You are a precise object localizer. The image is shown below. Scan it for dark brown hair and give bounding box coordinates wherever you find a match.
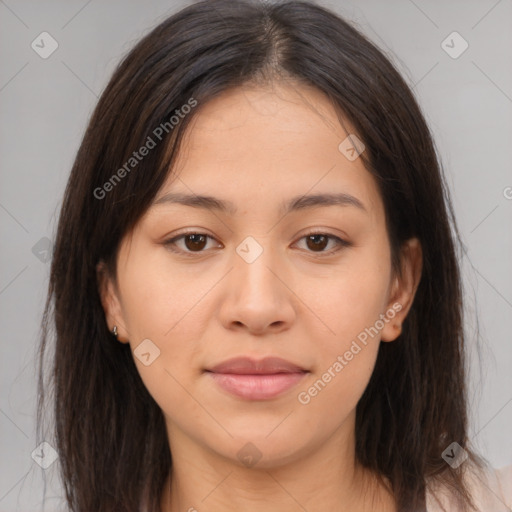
[37,0,487,510]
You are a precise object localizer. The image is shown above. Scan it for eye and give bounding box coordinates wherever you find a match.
[294,231,351,255]
[164,232,221,254]
[163,230,351,256]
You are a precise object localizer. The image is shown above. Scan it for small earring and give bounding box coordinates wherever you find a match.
[112,326,118,338]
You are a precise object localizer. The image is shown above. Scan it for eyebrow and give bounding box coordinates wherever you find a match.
[152,191,367,216]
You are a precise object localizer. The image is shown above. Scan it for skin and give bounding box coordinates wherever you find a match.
[98,80,422,512]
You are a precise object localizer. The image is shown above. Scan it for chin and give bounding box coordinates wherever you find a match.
[207,430,314,470]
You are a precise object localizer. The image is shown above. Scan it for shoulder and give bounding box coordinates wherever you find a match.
[494,465,512,507]
[426,461,512,512]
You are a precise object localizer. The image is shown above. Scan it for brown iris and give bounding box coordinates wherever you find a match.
[305,234,329,252]
[183,234,208,251]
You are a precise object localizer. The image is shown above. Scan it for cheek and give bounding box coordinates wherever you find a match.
[298,240,390,404]
[295,345,378,440]
[309,244,391,349]
[116,246,214,395]
[297,274,386,419]
[118,248,208,343]
[121,268,205,426]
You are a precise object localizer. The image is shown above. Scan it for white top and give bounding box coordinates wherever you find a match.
[426,464,512,511]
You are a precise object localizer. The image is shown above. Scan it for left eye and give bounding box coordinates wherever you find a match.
[295,233,350,254]
[163,232,350,255]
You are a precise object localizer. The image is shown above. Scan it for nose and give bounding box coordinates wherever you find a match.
[218,242,296,336]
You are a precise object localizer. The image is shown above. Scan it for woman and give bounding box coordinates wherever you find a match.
[37,0,512,511]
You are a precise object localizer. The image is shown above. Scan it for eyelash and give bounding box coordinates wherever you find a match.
[163,230,352,257]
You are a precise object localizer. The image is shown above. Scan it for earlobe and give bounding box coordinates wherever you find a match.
[95,261,129,343]
[381,238,423,342]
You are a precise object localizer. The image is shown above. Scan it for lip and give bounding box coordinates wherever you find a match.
[208,356,307,374]
[205,356,309,400]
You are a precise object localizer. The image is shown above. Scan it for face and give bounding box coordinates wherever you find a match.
[98,81,421,469]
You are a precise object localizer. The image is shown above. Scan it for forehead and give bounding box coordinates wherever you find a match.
[156,82,384,220]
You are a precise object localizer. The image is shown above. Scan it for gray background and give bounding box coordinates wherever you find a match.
[0,0,511,510]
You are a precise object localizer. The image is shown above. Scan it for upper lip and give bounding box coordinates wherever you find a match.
[206,356,308,374]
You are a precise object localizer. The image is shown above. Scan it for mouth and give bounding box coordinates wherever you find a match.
[205,356,309,400]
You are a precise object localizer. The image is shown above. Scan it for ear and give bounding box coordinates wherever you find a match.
[96,260,129,343]
[381,237,423,342]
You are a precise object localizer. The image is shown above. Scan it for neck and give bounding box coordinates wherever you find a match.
[160,412,395,512]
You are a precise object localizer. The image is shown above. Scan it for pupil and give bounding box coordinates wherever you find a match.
[307,234,328,251]
[186,234,207,251]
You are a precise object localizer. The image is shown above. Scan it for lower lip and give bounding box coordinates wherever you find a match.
[207,372,307,400]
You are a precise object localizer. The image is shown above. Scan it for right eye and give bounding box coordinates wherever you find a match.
[163,232,222,255]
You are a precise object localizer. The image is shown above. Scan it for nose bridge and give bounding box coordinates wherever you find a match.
[233,235,281,297]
